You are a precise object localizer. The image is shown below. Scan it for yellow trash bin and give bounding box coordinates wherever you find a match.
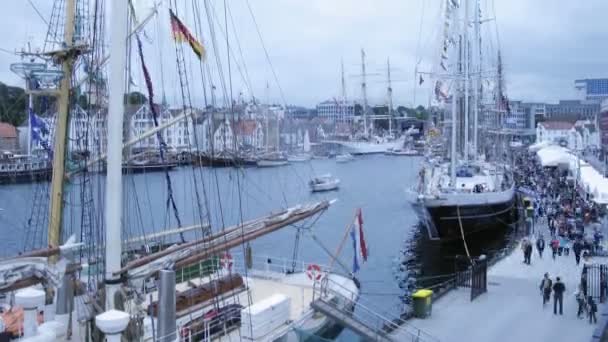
[412,289,433,318]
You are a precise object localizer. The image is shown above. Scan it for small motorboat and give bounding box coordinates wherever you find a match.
[309,174,340,192]
[335,153,354,163]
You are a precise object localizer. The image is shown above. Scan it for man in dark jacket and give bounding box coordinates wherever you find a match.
[573,239,583,265]
[539,273,552,306]
[536,236,545,258]
[553,277,566,315]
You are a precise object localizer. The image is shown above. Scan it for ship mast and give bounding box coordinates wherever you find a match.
[360,49,368,136]
[341,58,346,125]
[387,58,393,136]
[47,0,77,259]
[105,0,128,309]
[463,0,470,163]
[472,0,481,159]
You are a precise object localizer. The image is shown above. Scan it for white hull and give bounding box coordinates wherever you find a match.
[385,149,419,156]
[257,159,289,167]
[325,137,404,155]
[420,183,515,208]
[310,180,340,192]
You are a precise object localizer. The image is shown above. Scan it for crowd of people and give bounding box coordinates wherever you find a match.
[514,149,606,323]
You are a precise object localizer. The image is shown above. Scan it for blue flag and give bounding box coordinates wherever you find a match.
[29,110,52,157]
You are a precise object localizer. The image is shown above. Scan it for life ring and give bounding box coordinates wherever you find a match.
[220,252,233,270]
[306,264,323,281]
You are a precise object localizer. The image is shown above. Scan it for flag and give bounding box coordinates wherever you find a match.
[350,208,368,273]
[29,110,52,156]
[419,75,424,85]
[169,9,206,60]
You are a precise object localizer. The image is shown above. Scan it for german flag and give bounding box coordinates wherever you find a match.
[169,9,206,60]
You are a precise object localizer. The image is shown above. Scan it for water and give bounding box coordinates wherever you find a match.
[0,155,516,340]
[0,155,423,338]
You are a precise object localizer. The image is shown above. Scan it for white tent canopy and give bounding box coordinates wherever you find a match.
[534,144,608,205]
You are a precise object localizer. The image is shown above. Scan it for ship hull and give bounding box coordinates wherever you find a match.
[122,163,177,174]
[415,187,517,241]
[0,168,53,184]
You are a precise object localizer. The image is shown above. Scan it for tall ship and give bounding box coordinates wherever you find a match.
[323,51,403,155]
[413,0,516,241]
[0,1,363,341]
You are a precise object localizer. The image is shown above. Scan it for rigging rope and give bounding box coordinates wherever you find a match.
[456,205,472,263]
[134,32,185,242]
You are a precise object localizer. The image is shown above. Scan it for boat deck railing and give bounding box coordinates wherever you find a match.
[312,276,440,342]
[175,252,336,285]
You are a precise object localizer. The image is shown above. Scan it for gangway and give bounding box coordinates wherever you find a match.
[311,277,440,342]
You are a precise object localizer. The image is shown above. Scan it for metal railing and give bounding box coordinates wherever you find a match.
[313,276,440,342]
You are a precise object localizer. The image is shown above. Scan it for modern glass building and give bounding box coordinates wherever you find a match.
[575,78,608,101]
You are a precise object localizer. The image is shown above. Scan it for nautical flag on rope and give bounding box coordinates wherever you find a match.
[169,9,206,60]
[349,208,368,273]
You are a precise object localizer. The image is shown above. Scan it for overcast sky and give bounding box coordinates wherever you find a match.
[1,0,607,108]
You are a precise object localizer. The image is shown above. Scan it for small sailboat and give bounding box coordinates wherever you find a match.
[287,130,312,162]
[309,174,340,192]
[336,152,354,163]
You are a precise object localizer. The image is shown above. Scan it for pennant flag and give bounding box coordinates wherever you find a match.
[169,9,206,60]
[350,208,368,274]
[419,75,425,85]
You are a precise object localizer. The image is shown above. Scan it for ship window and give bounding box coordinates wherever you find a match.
[0,165,4,170]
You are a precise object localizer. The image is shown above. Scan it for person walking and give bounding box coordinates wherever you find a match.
[551,237,560,260]
[525,240,533,265]
[553,277,566,315]
[588,296,598,324]
[574,239,583,265]
[575,284,587,318]
[536,235,545,258]
[539,273,552,307]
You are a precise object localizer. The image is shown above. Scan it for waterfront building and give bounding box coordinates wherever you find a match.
[212,119,235,152]
[235,119,265,150]
[0,123,18,152]
[316,100,356,123]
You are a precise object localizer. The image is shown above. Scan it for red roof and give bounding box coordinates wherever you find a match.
[539,121,574,130]
[0,123,17,138]
[236,120,258,135]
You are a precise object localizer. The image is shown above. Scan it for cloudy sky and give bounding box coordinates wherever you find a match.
[1,0,607,108]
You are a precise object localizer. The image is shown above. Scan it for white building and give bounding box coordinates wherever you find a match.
[316,100,356,122]
[126,104,177,153]
[536,120,599,151]
[212,119,235,153]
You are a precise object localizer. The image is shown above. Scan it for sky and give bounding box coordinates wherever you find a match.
[1,0,607,108]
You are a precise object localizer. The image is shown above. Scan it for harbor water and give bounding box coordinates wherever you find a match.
[0,155,514,340]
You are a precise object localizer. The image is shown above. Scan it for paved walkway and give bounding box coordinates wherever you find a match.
[391,231,606,342]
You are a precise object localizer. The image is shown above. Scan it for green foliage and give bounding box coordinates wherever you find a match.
[124,91,147,105]
[0,82,27,126]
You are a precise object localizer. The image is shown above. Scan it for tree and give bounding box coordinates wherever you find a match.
[124,91,147,105]
[0,82,27,126]
[396,106,407,116]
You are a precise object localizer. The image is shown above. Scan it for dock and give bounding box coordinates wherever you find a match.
[390,234,606,341]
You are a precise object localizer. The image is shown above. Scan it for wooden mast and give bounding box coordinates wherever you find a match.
[47,0,77,260]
